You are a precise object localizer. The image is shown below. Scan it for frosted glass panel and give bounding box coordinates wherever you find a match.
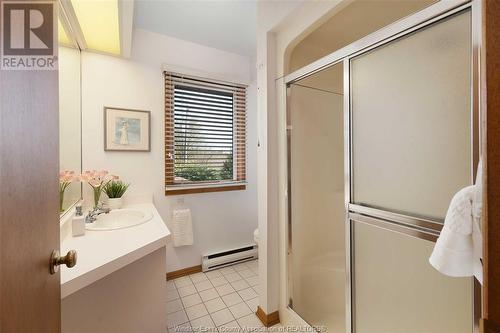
[353,221,473,333]
[351,11,472,220]
[289,63,345,333]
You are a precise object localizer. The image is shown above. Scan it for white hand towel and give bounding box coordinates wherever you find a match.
[172,208,194,247]
[429,161,483,284]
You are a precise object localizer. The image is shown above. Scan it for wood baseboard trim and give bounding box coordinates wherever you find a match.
[166,265,202,281]
[256,306,280,327]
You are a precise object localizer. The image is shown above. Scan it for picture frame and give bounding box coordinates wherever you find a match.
[103,107,151,152]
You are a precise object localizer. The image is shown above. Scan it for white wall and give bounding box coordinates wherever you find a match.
[288,67,345,332]
[256,0,346,321]
[256,1,304,315]
[81,29,258,272]
[288,0,434,72]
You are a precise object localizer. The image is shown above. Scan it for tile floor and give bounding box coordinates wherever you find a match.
[167,260,264,333]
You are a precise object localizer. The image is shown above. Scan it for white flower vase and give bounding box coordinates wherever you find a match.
[107,198,123,210]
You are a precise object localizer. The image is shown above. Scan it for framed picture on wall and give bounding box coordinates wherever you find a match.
[104,107,151,152]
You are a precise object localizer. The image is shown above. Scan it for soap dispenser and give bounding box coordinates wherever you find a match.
[72,204,85,237]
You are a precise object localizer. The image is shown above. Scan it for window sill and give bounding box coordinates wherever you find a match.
[165,183,246,196]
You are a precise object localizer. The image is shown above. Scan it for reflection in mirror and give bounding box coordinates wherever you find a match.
[59,17,82,214]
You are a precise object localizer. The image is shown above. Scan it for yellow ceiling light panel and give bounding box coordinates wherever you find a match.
[58,19,71,46]
[71,0,121,55]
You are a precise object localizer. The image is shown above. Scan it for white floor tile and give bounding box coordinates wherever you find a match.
[221,292,244,307]
[245,260,258,268]
[204,297,227,314]
[229,302,252,319]
[210,276,228,287]
[245,298,259,312]
[167,280,177,291]
[217,320,241,332]
[168,321,192,333]
[167,261,261,332]
[190,315,217,333]
[167,289,180,302]
[182,293,203,308]
[245,276,259,287]
[211,308,235,327]
[233,263,249,272]
[216,283,236,296]
[237,314,264,332]
[178,284,198,297]
[186,303,209,321]
[205,270,223,279]
[167,299,184,314]
[230,279,250,291]
[249,263,259,271]
[238,288,258,301]
[238,269,255,279]
[190,272,209,284]
[267,324,284,333]
[225,272,243,283]
[167,310,189,328]
[175,277,194,288]
[199,288,219,302]
[195,280,213,292]
[219,266,236,275]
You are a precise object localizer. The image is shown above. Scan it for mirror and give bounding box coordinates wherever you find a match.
[59,17,82,215]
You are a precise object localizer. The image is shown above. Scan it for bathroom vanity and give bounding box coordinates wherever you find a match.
[59,199,170,333]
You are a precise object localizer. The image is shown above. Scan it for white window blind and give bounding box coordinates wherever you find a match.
[165,72,247,193]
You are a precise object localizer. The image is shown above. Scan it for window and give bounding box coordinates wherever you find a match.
[164,72,247,195]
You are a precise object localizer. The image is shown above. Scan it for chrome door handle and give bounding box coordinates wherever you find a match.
[50,249,77,274]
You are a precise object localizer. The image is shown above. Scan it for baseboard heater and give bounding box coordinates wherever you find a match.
[202,244,258,272]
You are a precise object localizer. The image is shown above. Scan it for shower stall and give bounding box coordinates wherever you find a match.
[285,1,480,332]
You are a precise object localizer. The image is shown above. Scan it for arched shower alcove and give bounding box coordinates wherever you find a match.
[280,1,479,333]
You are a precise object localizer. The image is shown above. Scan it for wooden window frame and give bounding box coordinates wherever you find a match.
[164,72,247,196]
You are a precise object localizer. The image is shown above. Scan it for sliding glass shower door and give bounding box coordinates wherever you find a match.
[349,9,473,333]
[351,10,472,220]
[287,4,477,333]
[288,63,346,333]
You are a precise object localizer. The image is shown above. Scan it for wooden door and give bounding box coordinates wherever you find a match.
[483,0,500,332]
[0,0,61,331]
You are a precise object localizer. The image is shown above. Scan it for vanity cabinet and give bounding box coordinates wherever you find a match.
[62,248,167,333]
[60,202,170,333]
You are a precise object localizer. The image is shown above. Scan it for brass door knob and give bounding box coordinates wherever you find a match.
[50,250,77,275]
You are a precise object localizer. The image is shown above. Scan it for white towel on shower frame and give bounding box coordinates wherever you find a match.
[429,162,483,284]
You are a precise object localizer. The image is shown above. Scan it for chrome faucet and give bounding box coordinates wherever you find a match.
[85,205,110,224]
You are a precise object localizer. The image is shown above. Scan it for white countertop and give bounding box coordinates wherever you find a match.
[60,202,170,298]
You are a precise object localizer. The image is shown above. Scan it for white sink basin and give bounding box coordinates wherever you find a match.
[86,208,153,231]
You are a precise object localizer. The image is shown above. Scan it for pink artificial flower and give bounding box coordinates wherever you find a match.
[79,170,120,208]
[89,179,101,187]
[79,170,118,188]
[59,170,78,183]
